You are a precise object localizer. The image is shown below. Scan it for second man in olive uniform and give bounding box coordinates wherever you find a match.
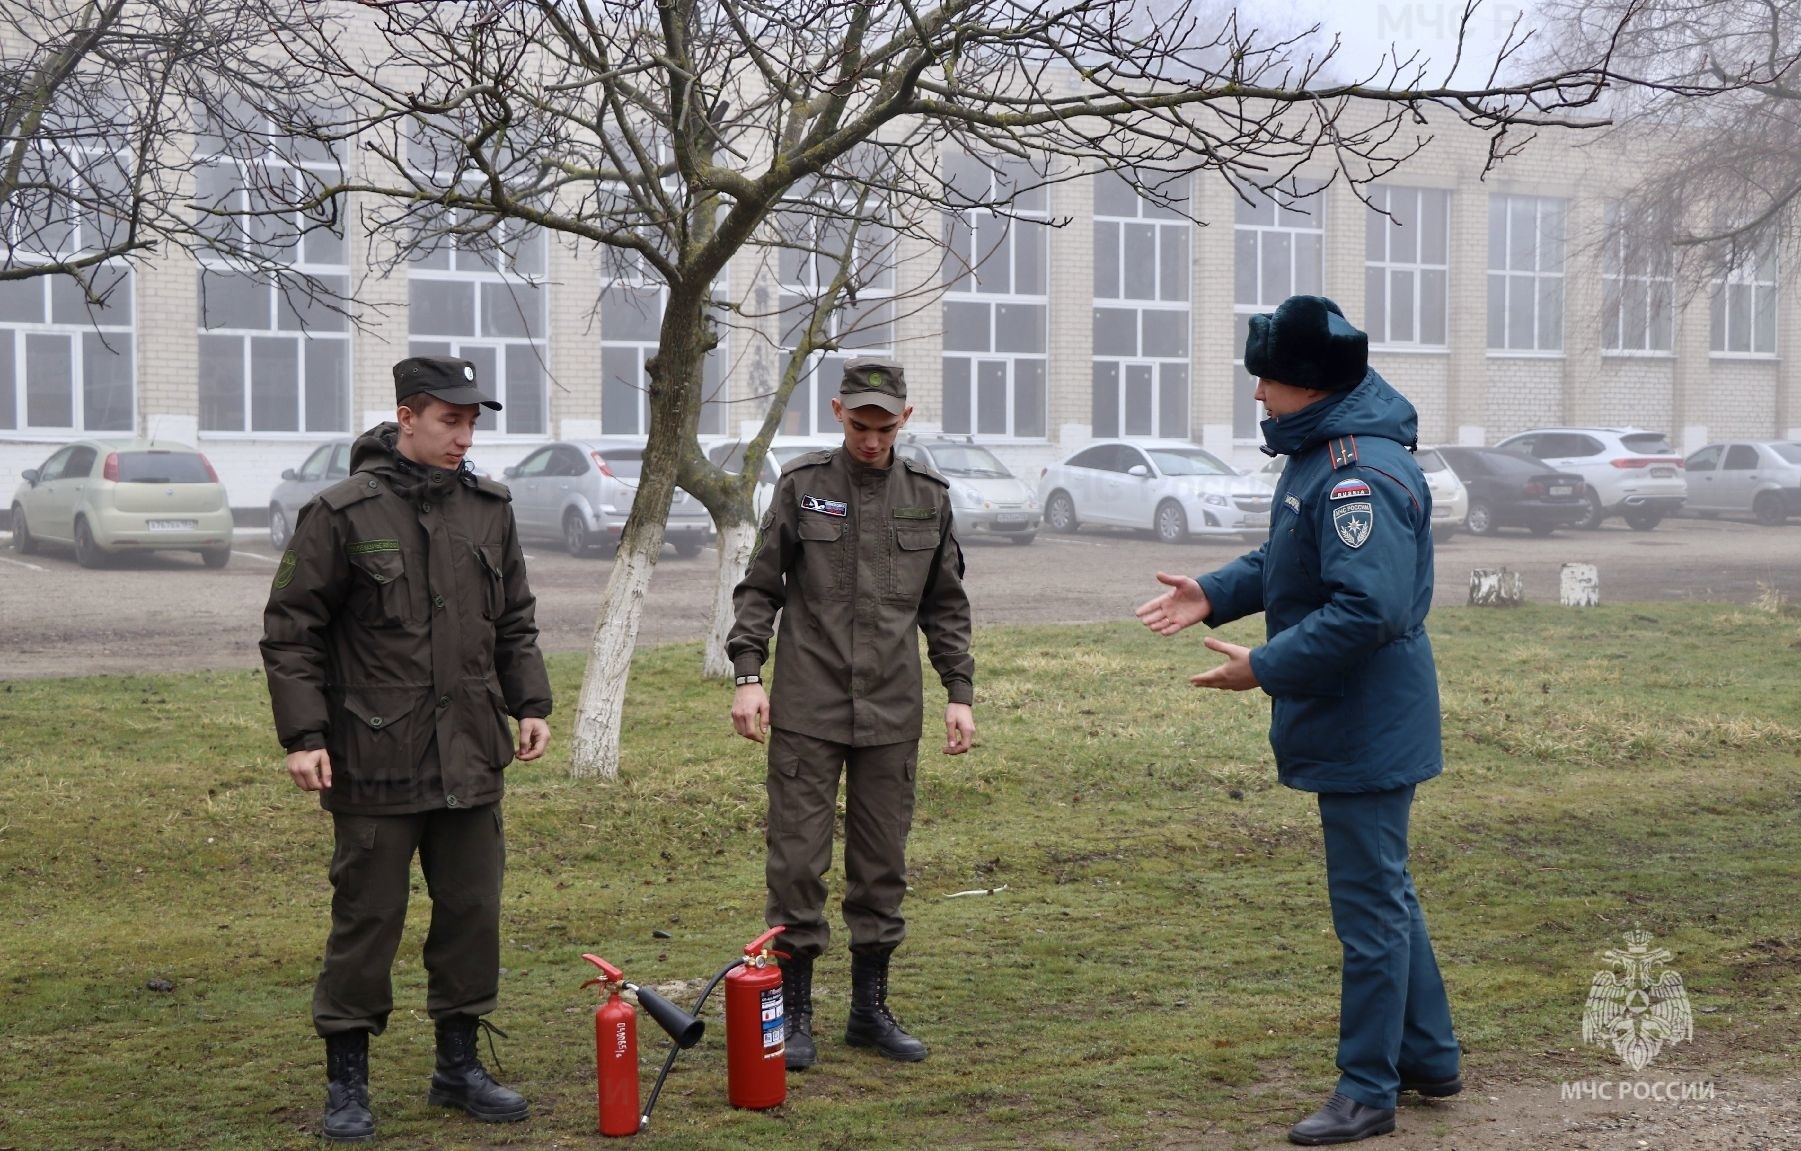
[728,358,976,1070]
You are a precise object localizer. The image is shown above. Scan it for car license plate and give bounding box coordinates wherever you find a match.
[1244,512,1269,528]
[1549,485,1573,497]
[146,519,197,531]
[1651,466,1675,478]
[994,514,1025,525]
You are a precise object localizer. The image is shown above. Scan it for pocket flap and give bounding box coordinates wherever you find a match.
[894,528,939,551]
[475,544,504,580]
[348,550,405,585]
[340,686,425,730]
[798,519,843,542]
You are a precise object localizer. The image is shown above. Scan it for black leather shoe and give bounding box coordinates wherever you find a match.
[780,955,816,1071]
[1398,1072,1462,1098]
[844,950,927,1063]
[1287,1092,1396,1145]
[322,1031,376,1144]
[427,1016,530,1123]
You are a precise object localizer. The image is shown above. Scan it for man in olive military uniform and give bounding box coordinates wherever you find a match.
[262,355,552,1143]
[728,358,975,1071]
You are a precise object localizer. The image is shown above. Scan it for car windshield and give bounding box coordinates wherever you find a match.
[116,452,212,483]
[1620,433,1676,455]
[1477,451,1546,478]
[1772,443,1801,465]
[1416,450,1446,473]
[922,445,1011,478]
[1147,448,1234,476]
[596,450,643,480]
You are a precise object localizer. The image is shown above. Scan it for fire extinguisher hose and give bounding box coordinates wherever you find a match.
[639,957,744,1129]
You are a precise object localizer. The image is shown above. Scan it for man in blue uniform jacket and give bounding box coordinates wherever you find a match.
[1136,295,1462,1146]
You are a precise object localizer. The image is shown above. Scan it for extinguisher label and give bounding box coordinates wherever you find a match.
[760,986,784,1050]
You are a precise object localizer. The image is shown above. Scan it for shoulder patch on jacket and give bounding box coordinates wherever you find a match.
[900,456,950,487]
[471,475,513,501]
[318,475,384,511]
[1328,436,1360,470]
[1329,478,1371,501]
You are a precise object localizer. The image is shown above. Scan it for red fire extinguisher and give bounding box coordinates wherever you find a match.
[724,926,787,1110]
[581,954,641,1137]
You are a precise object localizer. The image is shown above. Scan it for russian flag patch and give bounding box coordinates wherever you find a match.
[1329,479,1371,501]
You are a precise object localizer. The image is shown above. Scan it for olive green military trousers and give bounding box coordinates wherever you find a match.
[765,729,918,959]
[312,804,505,1036]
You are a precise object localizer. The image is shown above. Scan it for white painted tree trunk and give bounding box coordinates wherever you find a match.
[1559,562,1600,607]
[1468,567,1526,607]
[703,519,757,679]
[568,524,663,779]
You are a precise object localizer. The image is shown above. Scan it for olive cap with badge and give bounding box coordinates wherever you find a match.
[838,358,909,414]
[393,355,503,410]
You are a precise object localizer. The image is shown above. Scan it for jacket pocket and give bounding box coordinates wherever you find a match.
[331,685,430,786]
[477,678,516,768]
[474,544,505,621]
[887,526,939,603]
[347,550,411,628]
[796,517,848,599]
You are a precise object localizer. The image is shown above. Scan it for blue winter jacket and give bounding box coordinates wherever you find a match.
[1198,369,1443,793]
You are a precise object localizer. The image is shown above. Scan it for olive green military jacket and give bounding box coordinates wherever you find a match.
[261,425,552,815]
[729,447,974,747]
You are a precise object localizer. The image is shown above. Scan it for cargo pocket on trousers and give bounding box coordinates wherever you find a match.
[327,817,382,903]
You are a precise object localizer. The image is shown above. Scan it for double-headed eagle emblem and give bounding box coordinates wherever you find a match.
[1582,927,1693,1071]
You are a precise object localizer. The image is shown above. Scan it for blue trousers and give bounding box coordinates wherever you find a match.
[1317,785,1460,1110]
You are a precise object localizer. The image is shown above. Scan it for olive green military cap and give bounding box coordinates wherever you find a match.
[838,358,907,414]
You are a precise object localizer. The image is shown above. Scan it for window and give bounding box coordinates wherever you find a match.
[1093,171,1191,439]
[408,210,549,437]
[1365,187,1448,348]
[0,141,135,435]
[601,250,730,437]
[1487,195,1565,352]
[942,153,1049,438]
[1233,179,1325,436]
[1601,204,1673,354]
[1710,237,1777,356]
[195,120,349,435]
[776,185,895,435]
[1684,445,1720,472]
[1723,444,1760,470]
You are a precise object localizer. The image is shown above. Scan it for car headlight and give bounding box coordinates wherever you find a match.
[1203,493,1228,507]
[956,484,987,509]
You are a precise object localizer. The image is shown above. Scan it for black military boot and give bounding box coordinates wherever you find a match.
[322,1031,375,1143]
[780,954,817,1070]
[427,1016,530,1123]
[844,949,928,1062]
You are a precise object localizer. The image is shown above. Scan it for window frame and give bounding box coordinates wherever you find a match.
[1600,202,1674,356]
[1487,194,1567,355]
[1709,237,1779,358]
[1092,171,1192,440]
[1364,186,1450,350]
[1232,179,1326,438]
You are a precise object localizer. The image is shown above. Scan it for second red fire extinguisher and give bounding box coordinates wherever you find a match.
[724,926,787,1110]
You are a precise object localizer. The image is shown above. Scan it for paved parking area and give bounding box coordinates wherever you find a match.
[2,515,1798,678]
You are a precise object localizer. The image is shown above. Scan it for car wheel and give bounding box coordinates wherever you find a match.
[563,510,592,557]
[1154,500,1189,544]
[1465,501,1497,536]
[1045,491,1078,534]
[201,546,232,569]
[1008,532,1037,545]
[73,518,104,569]
[672,537,703,558]
[1753,491,1787,526]
[11,505,37,555]
[1623,509,1663,531]
[268,505,291,550]
[1574,487,1605,530]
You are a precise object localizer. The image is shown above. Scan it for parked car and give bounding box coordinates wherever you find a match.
[503,439,714,557]
[1260,449,1470,544]
[705,436,840,519]
[10,439,234,568]
[1038,440,1271,543]
[268,440,352,548]
[895,436,1041,543]
[1492,427,1686,530]
[1681,441,1801,525]
[1435,446,1587,536]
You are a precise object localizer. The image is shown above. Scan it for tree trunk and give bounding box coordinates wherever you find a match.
[703,518,758,678]
[568,511,665,778]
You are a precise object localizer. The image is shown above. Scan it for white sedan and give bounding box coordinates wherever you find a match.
[1038,440,1271,543]
[1258,448,1469,543]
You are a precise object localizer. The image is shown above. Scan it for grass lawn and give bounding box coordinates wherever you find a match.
[2,604,1799,1150]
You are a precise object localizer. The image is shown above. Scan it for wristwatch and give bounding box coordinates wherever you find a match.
[735,674,762,687]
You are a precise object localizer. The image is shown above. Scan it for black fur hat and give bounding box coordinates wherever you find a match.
[1242,295,1368,392]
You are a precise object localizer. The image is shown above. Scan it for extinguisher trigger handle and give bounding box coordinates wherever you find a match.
[581,953,625,982]
[771,949,791,961]
[742,925,786,957]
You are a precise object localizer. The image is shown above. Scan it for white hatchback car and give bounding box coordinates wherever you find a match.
[10,439,234,567]
[1492,427,1687,530]
[1039,440,1271,543]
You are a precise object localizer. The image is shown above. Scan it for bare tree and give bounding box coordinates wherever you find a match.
[1535,0,1801,281]
[255,0,1641,779]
